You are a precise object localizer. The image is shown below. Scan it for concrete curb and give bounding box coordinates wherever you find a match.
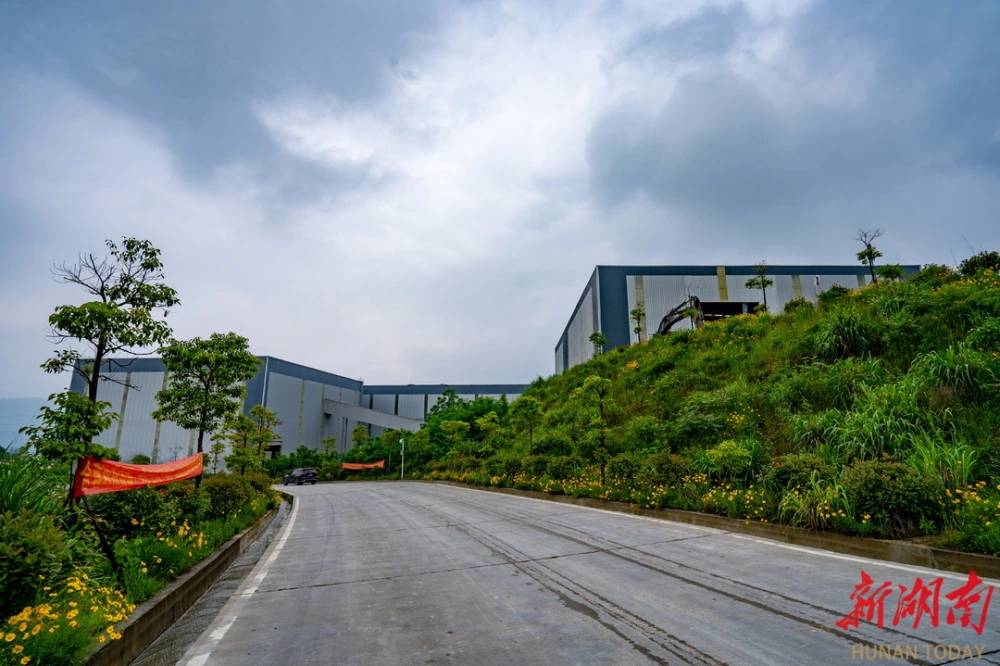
[85,503,282,666]
[429,480,1000,579]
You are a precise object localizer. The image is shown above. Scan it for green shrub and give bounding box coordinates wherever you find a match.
[0,509,72,618]
[840,459,945,538]
[318,459,346,481]
[499,457,522,477]
[163,482,210,523]
[546,456,580,481]
[130,454,152,464]
[521,455,550,478]
[484,456,504,477]
[0,452,65,515]
[607,453,641,481]
[89,486,177,536]
[242,471,275,493]
[622,416,668,451]
[817,284,853,308]
[959,250,1000,276]
[764,453,832,491]
[705,440,752,480]
[783,297,814,314]
[812,308,886,361]
[635,451,691,486]
[909,263,957,288]
[910,343,997,400]
[202,474,250,519]
[966,317,1000,353]
[534,432,573,457]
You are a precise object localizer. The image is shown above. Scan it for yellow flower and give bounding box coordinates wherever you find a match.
[21,657,31,665]
[4,634,14,642]
[131,518,139,525]
[31,625,40,636]
[69,621,78,628]
[98,635,106,643]
[12,645,25,654]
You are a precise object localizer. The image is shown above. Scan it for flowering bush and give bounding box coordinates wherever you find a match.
[1,571,134,666]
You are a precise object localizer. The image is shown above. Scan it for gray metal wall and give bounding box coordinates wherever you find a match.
[558,265,922,372]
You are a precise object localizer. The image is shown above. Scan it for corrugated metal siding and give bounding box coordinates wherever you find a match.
[555,339,565,374]
[628,275,722,343]
[299,380,324,448]
[264,372,302,452]
[397,394,424,419]
[92,377,127,450]
[566,285,596,368]
[372,394,395,415]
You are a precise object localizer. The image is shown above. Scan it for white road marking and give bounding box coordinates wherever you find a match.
[177,493,300,666]
[434,483,1000,584]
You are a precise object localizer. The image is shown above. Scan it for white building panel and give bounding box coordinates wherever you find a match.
[397,394,424,420]
[93,375,127,449]
[566,286,596,368]
[372,394,395,415]
[265,372,303,452]
[300,379,324,448]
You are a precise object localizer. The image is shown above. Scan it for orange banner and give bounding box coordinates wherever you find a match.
[341,460,385,470]
[73,453,203,498]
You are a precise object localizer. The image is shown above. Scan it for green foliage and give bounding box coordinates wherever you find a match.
[534,431,573,456]
[546,456,580,480]
[589,331,608,356]
[783,297,813,314]
[41,237,180,401]
[0,452,65,515]
[130,453,151,464]
[875,264,905,281]
[959,250,1000,276]
[153,333,261,456]
[817,284,853,308]
[811,308,886,361]
[20,391,119,463]
[607,453,641,481]
[521,455,551,477]
[622,415,667,451]
[705,440,752,480]
[840,459,945,538]
[630,304,646,339]
[201,474,250,519]
[509,396,543,452]
[88,486,178,538]
[744,261,774,310]
[763,453,832,492]
[910,343,997,400]
[0,509,73,619]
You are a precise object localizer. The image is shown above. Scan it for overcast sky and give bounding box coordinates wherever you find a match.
[2,0,999,399]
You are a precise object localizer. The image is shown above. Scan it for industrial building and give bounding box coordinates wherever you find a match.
[555,264,922,373]
[70,357,527,464]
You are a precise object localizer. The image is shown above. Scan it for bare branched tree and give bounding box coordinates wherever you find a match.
[42,238,180,402]
[856,228,885,284]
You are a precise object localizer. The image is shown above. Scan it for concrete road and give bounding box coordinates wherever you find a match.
[180,482,1000,665]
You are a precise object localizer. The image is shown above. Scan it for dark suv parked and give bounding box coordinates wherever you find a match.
[283,468,318,485]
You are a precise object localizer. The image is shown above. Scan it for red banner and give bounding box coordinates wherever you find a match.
[73,453,203,498]
[341,460,385,470]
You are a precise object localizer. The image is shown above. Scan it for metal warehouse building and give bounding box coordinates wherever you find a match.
[71,356,527,464]
[555,264,921,373]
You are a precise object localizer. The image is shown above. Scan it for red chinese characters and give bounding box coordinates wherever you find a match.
[837,570,994,635]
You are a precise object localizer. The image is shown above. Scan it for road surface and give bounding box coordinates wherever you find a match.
[180,482,1000,665]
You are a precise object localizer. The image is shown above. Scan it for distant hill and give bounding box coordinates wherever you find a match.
[0,397,48,450]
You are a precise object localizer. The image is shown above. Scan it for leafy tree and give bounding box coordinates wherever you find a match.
[875,264,905,282]
[208,438,226,474]
[352,424,370,448]
[42,238,180,402]
[153,333,261,484]
[474,412,503,456]
[509,396,543,454]
[589,331,607,357]
[19,391,120,496]
[630,305,646,342]
[249,405,281,460]
[856,228,885,284]
[219,415,259,475]
[439,420,471,449]
[959,250,1000,277]
[744,261,774,311]
[573,376,615,484]
[321,436,338,458]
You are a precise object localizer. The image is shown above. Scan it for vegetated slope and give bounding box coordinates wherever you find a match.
[414,262,1000,554]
